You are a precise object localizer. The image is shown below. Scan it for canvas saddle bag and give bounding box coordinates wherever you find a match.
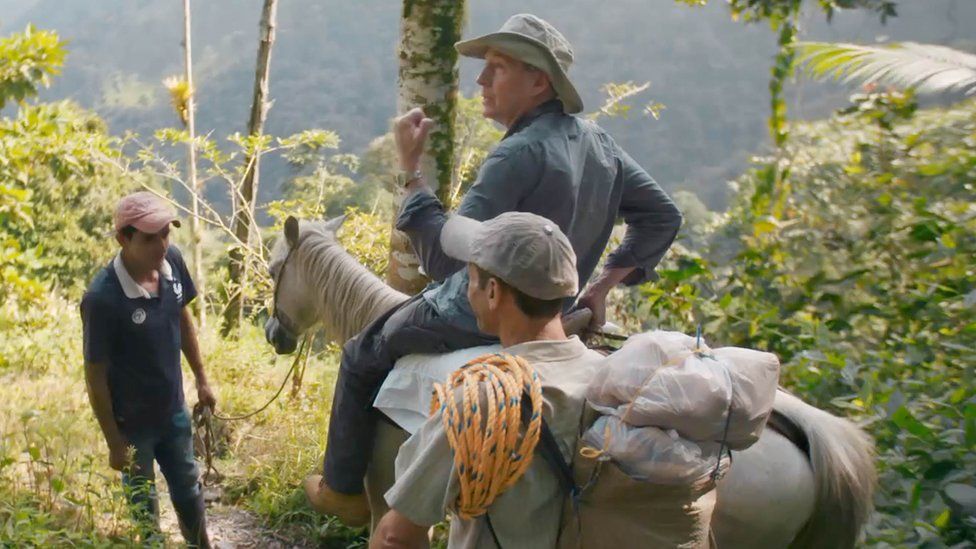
[526,402,725,549]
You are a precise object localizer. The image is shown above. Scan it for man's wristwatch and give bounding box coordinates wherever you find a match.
[395,169,423,188]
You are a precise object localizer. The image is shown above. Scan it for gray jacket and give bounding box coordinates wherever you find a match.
[396,99,682,330]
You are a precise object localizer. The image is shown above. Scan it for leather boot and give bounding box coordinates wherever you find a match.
[304,474,370,527]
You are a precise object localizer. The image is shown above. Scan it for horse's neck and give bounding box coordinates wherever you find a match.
[296,235,408,343]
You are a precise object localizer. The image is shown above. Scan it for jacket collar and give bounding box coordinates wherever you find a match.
[504,98,564,139]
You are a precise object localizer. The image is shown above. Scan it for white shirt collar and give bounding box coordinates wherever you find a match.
[113,253,174,299]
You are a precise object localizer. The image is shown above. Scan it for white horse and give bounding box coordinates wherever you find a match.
[264,217,876,548]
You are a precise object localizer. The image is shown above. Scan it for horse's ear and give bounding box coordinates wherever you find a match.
[284,216,300,249]
[324,214,347,233]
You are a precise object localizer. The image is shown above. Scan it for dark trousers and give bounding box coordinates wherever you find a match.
[323,294,496,493]
[122,408,209,548]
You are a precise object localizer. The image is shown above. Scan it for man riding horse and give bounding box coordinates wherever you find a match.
[300,13,683,524]
[265,214,876,547]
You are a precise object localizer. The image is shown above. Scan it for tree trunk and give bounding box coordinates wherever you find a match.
[181,0,206,328]
[387,0,465,295]
[223,0,277,336]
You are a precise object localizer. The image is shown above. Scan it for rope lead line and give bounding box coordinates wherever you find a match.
[431,353,544,520]
[193,331,315,486]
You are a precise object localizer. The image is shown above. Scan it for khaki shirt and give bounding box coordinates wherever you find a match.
[384,336,603,548]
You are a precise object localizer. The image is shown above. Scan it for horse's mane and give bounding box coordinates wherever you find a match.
[289,221,408,343]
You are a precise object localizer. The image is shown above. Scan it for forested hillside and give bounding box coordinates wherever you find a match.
[2,0,973,208]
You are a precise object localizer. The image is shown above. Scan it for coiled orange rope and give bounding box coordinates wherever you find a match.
[430,352,544,519]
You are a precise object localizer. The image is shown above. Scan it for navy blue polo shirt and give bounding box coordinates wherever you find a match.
[80,245,197,432]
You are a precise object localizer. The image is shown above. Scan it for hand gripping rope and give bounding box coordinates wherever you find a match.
[192,332,315,486]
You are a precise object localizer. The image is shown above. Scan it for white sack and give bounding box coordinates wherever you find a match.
[581,415,723,485]
[586,331,780,449]
[712,346,780,447]
[586,330,700,409]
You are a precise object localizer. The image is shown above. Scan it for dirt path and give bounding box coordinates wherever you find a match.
[158,484,315,548]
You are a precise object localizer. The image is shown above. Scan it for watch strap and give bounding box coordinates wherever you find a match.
[395,169,423,187]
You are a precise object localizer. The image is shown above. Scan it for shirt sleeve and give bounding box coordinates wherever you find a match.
[394,189,460,282]
[384,413,461,527]
[167,245,197,305]
[81,293,113,365]
[395,142,540,282]
[605,146,683,286]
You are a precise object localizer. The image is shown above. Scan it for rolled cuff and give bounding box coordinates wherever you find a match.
[384,491,444,530]
[605,248,659,286]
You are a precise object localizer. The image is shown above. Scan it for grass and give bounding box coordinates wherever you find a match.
[0,294,367,547]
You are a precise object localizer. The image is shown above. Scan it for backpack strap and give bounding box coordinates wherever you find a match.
[485,514,503,549]
[520,395,579,500]
[521,392,587,549]
[482,397,577,549]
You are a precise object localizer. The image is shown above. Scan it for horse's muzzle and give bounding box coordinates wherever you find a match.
[265,316,299,355]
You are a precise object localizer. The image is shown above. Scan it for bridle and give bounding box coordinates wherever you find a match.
[270,242,302,342]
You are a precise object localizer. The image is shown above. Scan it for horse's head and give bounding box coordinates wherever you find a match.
[264,215,345,354]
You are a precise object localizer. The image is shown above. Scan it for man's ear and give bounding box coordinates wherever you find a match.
[486,278,502,309]
[115,232,127,247]
[533,71,554,97]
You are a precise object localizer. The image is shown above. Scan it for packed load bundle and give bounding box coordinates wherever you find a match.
[586,330,780,450]
[558,428,722,549]
[557,331,780,548]
[580,415,725,485]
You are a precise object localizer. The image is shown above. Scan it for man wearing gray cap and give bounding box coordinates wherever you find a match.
[306,13,681,522]
[371,212,604,549]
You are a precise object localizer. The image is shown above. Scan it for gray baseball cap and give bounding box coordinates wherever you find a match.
[455,13,584,114]
[441,212,578,300]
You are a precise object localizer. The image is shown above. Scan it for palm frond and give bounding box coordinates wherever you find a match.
[796,41,976,96]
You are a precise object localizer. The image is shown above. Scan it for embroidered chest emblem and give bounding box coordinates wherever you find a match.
[173,281,184,303]
[132,308,147,325]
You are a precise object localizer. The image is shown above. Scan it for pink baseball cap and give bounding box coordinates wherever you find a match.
[114,191,181,233]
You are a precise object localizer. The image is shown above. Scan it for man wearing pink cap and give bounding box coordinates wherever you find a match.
[81,191,214,547]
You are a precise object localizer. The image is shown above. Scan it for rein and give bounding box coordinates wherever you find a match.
[192,237,312,486]
[193,333,313,485]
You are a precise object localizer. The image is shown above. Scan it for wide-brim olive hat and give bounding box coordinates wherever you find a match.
[455,13,584,114]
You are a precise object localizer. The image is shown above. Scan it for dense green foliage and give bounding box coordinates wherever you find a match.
[0,25,63,109]
[2,102,130,295]
[0,28,129,305]
[622,92,976,546]
[3,10,975,547]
